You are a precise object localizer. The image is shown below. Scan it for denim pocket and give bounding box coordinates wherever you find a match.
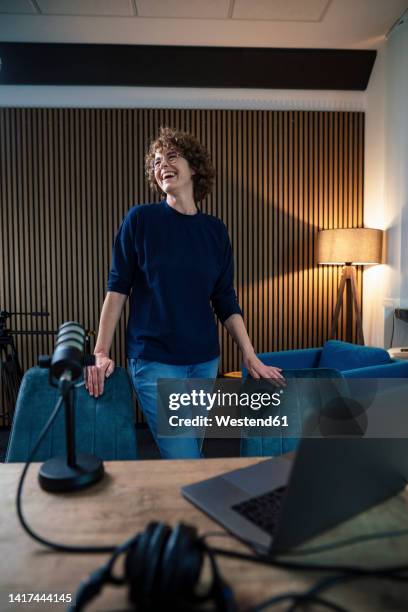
[129,357,154,378]
[128,358,140,378]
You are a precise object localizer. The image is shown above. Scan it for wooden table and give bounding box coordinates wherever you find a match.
[1,457,408,611]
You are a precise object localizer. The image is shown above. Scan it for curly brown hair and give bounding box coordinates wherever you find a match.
[145,127,215,203]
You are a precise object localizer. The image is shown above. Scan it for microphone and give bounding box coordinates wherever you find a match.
[51,321,86,381]
[39,321,95,384]
[38,322,104,493]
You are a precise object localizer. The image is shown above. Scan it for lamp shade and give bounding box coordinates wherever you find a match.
[317,228,383,265]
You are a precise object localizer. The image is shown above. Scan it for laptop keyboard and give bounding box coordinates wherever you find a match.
[231,486,287,536]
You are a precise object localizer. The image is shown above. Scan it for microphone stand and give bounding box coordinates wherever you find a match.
[37,322,105,493]
[38,371,104,493]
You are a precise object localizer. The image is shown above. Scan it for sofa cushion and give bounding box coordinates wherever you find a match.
[318,340,391,371]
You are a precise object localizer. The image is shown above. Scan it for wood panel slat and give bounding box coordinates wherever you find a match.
[0,109,365,426]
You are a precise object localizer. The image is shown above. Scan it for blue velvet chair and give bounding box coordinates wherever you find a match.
[241,340,408,457]
[6,366,138,462]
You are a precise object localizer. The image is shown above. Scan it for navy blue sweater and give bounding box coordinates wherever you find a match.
[107,201,242,364]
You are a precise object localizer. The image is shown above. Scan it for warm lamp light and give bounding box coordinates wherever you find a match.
[317,228,384,344]
[317,228,383,265]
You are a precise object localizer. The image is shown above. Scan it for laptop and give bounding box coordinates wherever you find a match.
[182,437,408,555]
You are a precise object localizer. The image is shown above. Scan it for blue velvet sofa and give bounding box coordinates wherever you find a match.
[241,340,408,457]
[247,340,408,379]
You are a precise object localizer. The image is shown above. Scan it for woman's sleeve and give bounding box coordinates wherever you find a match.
[107,212,138,296]
[211,224,242,323]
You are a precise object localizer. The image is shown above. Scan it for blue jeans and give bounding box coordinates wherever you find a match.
[128,357,219,459]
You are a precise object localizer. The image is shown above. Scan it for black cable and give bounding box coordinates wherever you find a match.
[251,592,349,612]
[202,527,408,557]
[248,573,353,611]
[16,391,118,554]
[281,569,405,612]
[275,528,408,557]
[287,595,349,612]
[212,545,408,612]
[292,574,356,608]
[282,574,354,612]
[210,545,408,577]
[214,547,408,612]
[202,530,408,611]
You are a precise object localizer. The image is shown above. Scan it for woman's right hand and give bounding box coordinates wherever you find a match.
[85,352,115,398]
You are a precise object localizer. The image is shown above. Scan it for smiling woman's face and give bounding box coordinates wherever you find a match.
[153,148,195,197]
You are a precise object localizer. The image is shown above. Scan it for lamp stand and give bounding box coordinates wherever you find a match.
[330,264,364,345]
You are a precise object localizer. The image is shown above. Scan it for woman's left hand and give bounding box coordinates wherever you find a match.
[243,352,286,386]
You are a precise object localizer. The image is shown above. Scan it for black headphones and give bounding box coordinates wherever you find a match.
[70,521,237,611]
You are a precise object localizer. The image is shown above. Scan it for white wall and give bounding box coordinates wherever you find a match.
[364,42,387,346]
[0,85,365,111]
[364,16,408,348]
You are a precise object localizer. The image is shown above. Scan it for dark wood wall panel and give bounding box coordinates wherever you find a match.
[0,108,364,426]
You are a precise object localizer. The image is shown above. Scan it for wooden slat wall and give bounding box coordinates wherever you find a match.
[0,109,364,426]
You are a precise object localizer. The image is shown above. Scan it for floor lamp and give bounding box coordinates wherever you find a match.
[317,228,383,345]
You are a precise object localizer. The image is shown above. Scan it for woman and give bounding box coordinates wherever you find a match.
[86,127,284,458]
